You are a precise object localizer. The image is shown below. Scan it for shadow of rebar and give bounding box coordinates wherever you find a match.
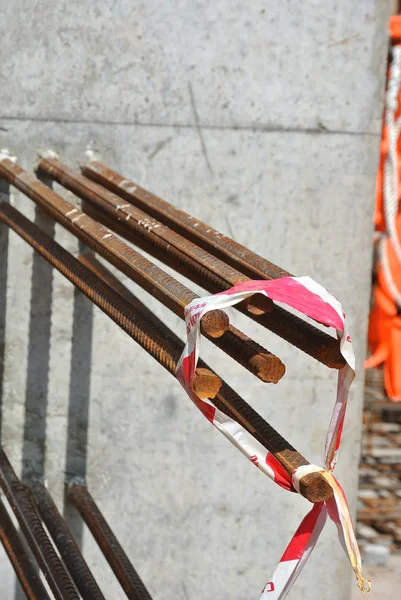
[63,246,94,546]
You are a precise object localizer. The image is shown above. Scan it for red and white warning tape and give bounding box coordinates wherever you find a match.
[176,276,370,598]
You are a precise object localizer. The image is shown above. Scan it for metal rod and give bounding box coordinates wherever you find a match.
[0,497,51,600]
[0,445,79,600]
[0,203,220,399]
[80,160,345,370]
[77,255,332,503]
[1,158,285,384]
[37,157,272,315]
[2,160,228,339]
[31,482,106,600]
[67,484,153,600]
[0,204,331,501]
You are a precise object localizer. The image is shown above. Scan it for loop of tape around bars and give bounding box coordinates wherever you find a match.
[176,276,370,598]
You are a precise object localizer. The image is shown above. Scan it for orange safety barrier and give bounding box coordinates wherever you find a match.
[366,16,401,401]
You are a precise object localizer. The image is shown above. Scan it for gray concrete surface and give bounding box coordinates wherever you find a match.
[351,555,401,599]
[0,1,391,599]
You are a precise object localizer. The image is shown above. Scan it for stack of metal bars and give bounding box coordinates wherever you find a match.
[0,154,344,598]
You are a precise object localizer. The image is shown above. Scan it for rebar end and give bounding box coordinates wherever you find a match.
[200,310,230,338]
[193,368,222,399]
[299,472,333,503]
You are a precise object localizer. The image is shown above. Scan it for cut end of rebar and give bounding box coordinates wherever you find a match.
[193,368,222,399]
[245,294,274,316]
[200,310,230,338]
[299,472,334,503]
[323,343,347,370]
[252,354,286,384]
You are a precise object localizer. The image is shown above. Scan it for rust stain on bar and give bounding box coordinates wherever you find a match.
[81,160,345,370]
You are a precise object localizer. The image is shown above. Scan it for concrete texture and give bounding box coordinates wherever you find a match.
[0,1,391,599]
[351,555,401,599]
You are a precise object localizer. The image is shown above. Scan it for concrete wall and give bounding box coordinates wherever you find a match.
[0,1,391,598]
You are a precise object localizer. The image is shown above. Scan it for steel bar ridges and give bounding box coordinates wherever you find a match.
[0,497,51,600]
[68,484,154,600]
[0,446,79,600]
[37,157,273,316]
[1,158,285,384]
[0,202,332,501]
[31,482,106,600]
[80,160,345,370]
[78,255,332,503]
[0,203,220,400]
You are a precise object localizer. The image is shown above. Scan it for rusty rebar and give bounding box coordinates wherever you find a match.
[0,497,51,600]
[0,445,79,600]
[81,161,345,369]
[0,204,331,501]
[37,157,272,315]
[77,255,332,503]
[31,482,106,600]
[0,203,220,400]
[67,484,153,600]
[0,158,285,384]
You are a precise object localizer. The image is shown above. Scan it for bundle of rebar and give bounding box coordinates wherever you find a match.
[0,153,345,597]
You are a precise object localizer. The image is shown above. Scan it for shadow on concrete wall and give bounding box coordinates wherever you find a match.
[21,205,55,484]
[0,179,9,438]
[63,244,94,545]
[0,179,95,600]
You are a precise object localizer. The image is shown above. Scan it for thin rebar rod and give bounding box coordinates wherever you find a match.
[67,484,153,600]
[0,204,331,501]
[0,158,285,384]
[0,445,79,600]
[38,157,272,315]
[78,255,332,503]
[0,203,220,399]
[0,497,51,600]
[81,161,345,370]
[31,482,106,600]
[0,160,228,340]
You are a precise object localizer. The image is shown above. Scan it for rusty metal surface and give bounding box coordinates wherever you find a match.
[0,158,286,384]
[0,497,51,600]
[68,484,154,600]
[0,205,307,490]
[0,445,79,600]
[0,158,228,338]
[37,157,272,316]
[31,482,106,600]
[0,203,221,400]
[80,161,345,370]
[78,256,331,503]
[81,160,286,280]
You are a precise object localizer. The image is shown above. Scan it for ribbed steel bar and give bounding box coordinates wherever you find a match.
[0,204,331,501]
[1,161,228,340]
[0,158,285,384]
[31,482,106,600]
[0,445,79,600]
[38,157,272,316]
[0,497,51,600]
[79,202,285,382]
[81,161,345,370]
[67,484,153,600]
[77,255,332,503]
[0,203,220,399]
